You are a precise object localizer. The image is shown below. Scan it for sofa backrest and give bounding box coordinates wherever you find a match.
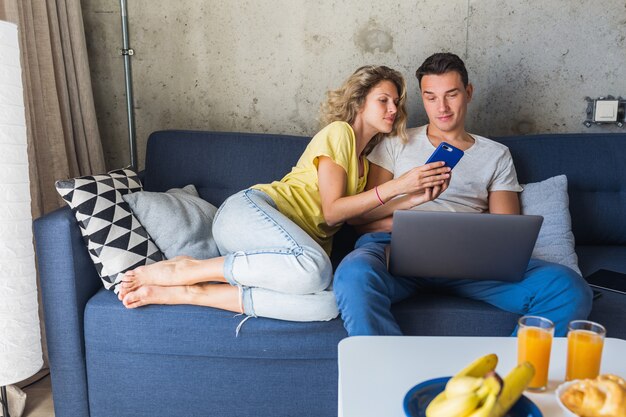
[144,130,308,206]
[145,130,626,249]
[495,133,626,246]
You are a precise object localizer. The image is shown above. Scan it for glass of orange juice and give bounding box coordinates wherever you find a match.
[517,316,554,391]
[565,320,606,381]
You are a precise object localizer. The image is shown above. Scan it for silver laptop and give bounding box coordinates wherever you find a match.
[389,210,543,282]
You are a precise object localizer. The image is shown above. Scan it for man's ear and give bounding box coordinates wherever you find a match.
[465,83,474,102]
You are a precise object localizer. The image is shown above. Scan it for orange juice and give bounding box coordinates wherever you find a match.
[518,326,553,389]
[566,329,604,380]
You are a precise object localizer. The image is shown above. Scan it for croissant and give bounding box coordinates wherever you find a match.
[560,374,626,417]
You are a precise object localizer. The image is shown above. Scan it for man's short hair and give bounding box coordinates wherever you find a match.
[415,53,469,88]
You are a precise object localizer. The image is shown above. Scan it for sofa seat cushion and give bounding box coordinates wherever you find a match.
[84,289,347,360]
[393,292,519,336]
[576,245,626,277]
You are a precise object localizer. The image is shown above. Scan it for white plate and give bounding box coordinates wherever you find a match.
[555,380,580,417]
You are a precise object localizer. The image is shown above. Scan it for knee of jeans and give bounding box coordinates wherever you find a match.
[568,273,593,318]
[550,265,593,317]
[335,252,386,293]
[290,255,332,294]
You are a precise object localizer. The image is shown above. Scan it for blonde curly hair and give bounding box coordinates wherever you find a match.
[320,65,408,155]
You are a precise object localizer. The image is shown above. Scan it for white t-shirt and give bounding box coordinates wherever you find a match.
[368,125,523,213]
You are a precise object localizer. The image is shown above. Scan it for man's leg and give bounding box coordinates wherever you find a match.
[440,259,593,336]
[333,232,422,336]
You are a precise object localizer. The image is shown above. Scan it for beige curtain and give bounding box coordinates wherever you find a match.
[0,0,106,384]
[1,0,106,218]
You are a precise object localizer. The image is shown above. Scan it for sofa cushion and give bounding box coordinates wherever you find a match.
[85,289,347,360]
[55,169,164,292]
[123,184,220,260]
[520,175,580,275]
[84,288,521,361]
[393,292,519,335]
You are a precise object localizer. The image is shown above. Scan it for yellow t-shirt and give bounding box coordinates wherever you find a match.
[252,121,368,255]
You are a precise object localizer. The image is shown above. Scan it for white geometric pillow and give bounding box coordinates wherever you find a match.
[55,169,164,293]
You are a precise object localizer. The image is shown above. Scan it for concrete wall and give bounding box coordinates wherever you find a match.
[82,1,626,170]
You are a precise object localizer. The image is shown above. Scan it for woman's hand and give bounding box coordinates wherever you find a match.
[388,162,451,198]
[407,173,450,207]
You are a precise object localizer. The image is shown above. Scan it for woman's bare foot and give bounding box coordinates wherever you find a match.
[122,282,242,313]
[122,285,190,309]
[120,255,207,293]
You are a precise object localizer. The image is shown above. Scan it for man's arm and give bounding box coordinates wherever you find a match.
[488,190,520,215]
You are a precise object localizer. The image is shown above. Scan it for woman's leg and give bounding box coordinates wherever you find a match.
[241,286,339,322]
[121,189,331,295]
[121,189,332,313]
[213,189,332,295]
[122,279,338,322]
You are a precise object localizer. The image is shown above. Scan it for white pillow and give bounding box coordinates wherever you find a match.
[520,175,581,275]
[123,185,220,260]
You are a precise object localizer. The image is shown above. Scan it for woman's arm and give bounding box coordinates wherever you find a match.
[318,157,450,226]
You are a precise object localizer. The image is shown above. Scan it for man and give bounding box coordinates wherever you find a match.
[333,52,592,337]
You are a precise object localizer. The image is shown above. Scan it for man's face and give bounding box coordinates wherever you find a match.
[420,71,473,134]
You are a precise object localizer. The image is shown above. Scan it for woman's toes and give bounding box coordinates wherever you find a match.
[122,291,140,308]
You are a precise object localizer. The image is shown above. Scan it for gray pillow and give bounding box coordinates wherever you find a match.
[519,175,581,275]
[123,185,220,260]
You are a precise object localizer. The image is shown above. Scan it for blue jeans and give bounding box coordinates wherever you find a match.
[212,189,338,322]
[333,232,593,337]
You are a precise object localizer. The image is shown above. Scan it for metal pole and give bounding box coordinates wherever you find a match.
[0,385,10,417]
[119,0,137,169]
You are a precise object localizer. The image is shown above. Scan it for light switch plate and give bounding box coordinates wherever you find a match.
[594,100,619,122]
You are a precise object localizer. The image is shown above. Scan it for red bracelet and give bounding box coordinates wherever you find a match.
[375,186,385,205]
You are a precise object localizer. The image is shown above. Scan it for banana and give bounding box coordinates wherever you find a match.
[426,354,501,417]
[446,376,485,397]
[455,353,499,378]
[482,372,503,397]
[426,392,482,417]
[465,374,503,417]
[467,392,498,417]
[489,361,535,417]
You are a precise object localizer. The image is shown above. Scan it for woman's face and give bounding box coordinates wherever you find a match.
[356,80,400,136]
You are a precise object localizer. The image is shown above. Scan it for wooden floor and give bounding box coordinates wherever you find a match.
[22,375,54,417]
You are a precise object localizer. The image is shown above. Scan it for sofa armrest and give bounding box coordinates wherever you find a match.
[34,206,101,417]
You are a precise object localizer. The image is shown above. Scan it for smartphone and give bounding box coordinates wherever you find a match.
[425,141,464,169]
[585,269,626,295]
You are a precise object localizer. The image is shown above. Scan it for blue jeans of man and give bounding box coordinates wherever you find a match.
[333,232,593,337]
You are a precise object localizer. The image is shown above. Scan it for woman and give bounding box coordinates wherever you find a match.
[119,65,451,322]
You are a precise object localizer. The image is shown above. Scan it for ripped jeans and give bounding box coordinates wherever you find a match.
[212,189,338,322]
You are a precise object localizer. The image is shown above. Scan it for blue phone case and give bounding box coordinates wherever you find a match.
[425,141,464,169]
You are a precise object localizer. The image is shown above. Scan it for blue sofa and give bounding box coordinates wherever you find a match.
[34,130,626,417]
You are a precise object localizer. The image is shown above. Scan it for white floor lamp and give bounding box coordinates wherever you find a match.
[0,19,43,417]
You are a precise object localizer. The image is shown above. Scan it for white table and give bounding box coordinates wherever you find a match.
[338,336,626,417]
